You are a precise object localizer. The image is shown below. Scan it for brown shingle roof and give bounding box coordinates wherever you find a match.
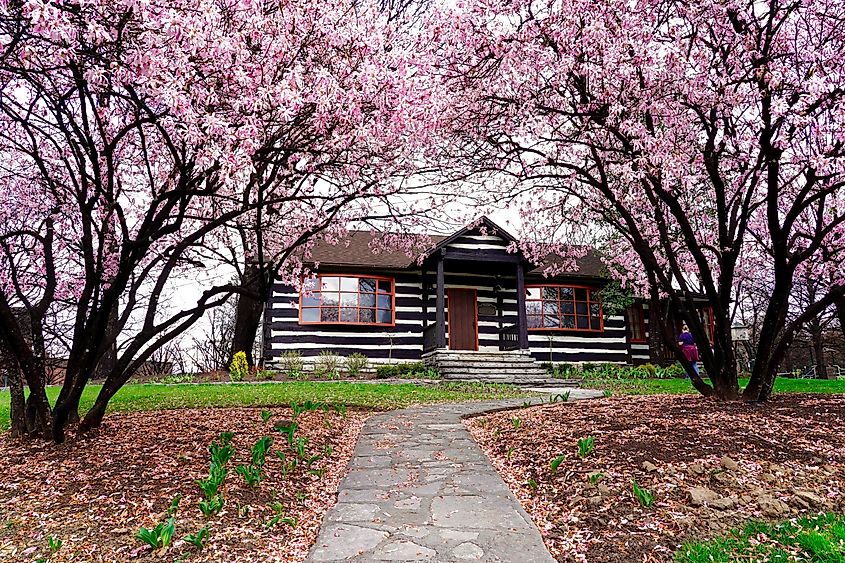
[310,231,605,279]
[310,231,447,269]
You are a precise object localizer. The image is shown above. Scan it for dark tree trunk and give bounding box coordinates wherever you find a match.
[811,322,828,379]
[79,379,120,431]
[837,296,845,340]
[7,367,27,438]
[230,264,270,367]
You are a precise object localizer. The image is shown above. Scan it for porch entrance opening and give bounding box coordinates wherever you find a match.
[447,288,478,351]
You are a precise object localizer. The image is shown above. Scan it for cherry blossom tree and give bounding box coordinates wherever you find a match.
[433,0,845,400]
[0,0,440,441]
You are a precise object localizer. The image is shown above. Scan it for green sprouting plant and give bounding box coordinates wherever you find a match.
[251,436,273,468]
[274,421,298,446]
[550,454,566,472]
[631,480,655,508]
[229,351,249,382]
[522,400,533,408]
[256,369,276,381]
[550,391,571,403]
[276,451,298,477]
[331,404,347,417]
[314,350,340,379]
[47,535,62,553]
[295,436,309,460]
[280,350,304,378]
[290,401,304,420]
[308,467,327,478]
[166,494,182,517]
[196,463,227,500]
[323,444,334,458]
[199,494,225,517]
[209,436,235,466]
[589,472,605,485]
[267,502,299,528]
[305,453,322,468]
[603,389,613,398]
[236,464,263,487]
[506,446,515,460]
[136,517,176,549]
[527,478,539,491]
[183,527,209,550]
[577,436,595,459]
[260,410,272,423]
[510,416,522,430]
[345,353,369,377]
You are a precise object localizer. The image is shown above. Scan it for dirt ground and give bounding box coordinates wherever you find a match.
[0,407,367,562]
[465,394,845,562]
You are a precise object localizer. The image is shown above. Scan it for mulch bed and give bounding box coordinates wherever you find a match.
[465,394,845,562]
[0,407,367,562]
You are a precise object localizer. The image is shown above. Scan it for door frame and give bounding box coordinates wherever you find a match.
[446,288,479,351]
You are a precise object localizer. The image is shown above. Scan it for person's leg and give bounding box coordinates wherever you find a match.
[692,362,699,376]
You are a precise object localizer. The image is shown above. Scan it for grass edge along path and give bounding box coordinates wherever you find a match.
[0,380,529,431]
[675,512,845,563]
[580,376,845,396]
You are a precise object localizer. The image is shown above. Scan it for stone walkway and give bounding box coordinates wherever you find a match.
[306,389,603,562]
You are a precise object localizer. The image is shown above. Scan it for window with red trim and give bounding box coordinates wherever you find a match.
[627,304,646,343]
[300,275,394,325]
[526,285,603,331]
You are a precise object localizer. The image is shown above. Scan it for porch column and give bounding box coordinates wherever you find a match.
[516,261,529,349]
[436,253,447,348]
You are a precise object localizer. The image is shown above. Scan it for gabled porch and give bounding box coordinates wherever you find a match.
[415,218,542,381]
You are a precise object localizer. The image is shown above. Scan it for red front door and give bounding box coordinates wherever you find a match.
[448,289,478,350]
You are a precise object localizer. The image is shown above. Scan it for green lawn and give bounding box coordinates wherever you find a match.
[675,513,845,562]
[0,381,528,431]
[580,376,845,396]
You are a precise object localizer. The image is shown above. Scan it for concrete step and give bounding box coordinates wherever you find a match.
[437,364,546,372]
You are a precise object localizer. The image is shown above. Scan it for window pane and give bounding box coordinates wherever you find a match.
[544,314,560,328]
[340,307,357,322]
[543,287,558,300]
[322,293,339,307]
[301,308,320,322]
[562,315,575,329]
[591,316,602,330]
[577,316,589,329]
[543,301,560,315]
[527,287,541,299]
[340,277,358,292]
[360,293,376,307]
[302,293,321,307]
[590,303,601,316]
[360,278,376,293]
[378,279,392,293]
[376,309,392,324]
[589,289,599,301]
[360,309,376,323]
[575,288,587,301]
[377,294,391,309]
[321,277,340,292]
[527,315,542,328]
[526,301,542,315]
[561,301,574,314]
[560,287,573,300]
[303,277,319,292]
[321,307,339,322]
[576,302,588,315]
[340,292,358,306]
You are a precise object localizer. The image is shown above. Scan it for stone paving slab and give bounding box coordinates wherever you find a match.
[306,389,602,562]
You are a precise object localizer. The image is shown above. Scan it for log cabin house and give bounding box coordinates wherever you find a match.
[262,217,710,381]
